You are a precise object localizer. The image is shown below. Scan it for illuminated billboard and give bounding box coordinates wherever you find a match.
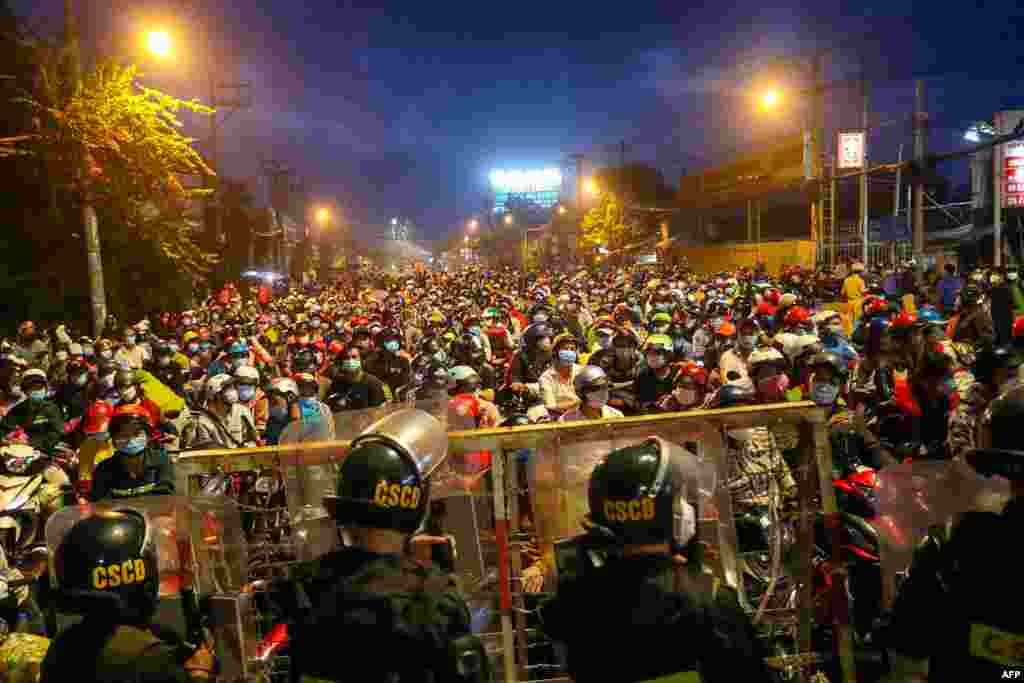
[490,168,562,214]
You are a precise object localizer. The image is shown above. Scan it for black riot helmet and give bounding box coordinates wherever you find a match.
[588,438,697,547]
[969,385,1024,481]
[52,510,159,622]
[324,409,445,534]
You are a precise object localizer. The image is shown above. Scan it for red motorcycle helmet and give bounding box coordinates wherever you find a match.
[784,306,811,328]
[1013,317,1024,339]
[890,311,919,336]
[83,401,115,435]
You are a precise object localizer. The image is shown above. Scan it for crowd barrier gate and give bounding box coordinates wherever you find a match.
[174,401,855,683]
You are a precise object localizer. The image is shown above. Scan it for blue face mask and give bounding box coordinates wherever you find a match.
[810,382,840,407]
[469,327,481,337]
[125,336,136,346]
[238,385,256,402]
[89,432,109,442]
[187,343,199,355]
[384,341,400,353]
[28,389,47,402]
[557,350,577,364]
[118,436,148,456]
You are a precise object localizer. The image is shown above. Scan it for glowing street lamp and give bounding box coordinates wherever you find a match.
[760,88,781,111]
[146,30,173,59]
[583,178,599,196]
[504,214,514,225]
[467,219,478,231]
[557,205,567,215]
[464,235,470,244]
[315,207,331,226]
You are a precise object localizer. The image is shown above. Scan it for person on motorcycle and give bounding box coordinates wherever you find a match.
[114,326,147,370]
[508,323,555,396]
[657,361,709,413]
[234,365,268,435]
[40,509,215,682]
[265,376,300,445]
[326,347,389,411]
[538,333,583,415]
[718,318,757,388]
[90,404,175,500]
[947,345,1022,462]
[482,306,516,361]
[364,328,412,396]
[559,365,623,422]
[586,320,616,363]
[947,284,993,344]
[0,368,64,454]
[113,369,169,442]
[460,313,493,362]
[55,359,92,429]
[451,332,497,391]
[538,438,768,683]
[816,310,859,367]
[881,385,1024,683]
[634,335,678,412]
[145,341,187,398]
[748,346,791,403]
[449,366,501,429]
[180,374,259,450]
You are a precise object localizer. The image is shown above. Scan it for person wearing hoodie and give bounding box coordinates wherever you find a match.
[0,369,65,454]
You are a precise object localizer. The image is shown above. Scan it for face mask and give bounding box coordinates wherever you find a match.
[233,357,250,368]
[810,382,840,406]
[1009,272,1019,282]
[585,388,609,408]
[83,346,95,357]
[125,336,136,346]
[557,350,577,364]
[212,314,220,322]
[655,303,671,311]
[55,351,69,362]
[72,374,88,387]
[117,435,148,456]
[653,324,670,334]
[533,313,549,323]
[119,387,137,402]
[738,334,758,350]
[270,405,288,421]
[343,359,361,371]
[187,343,199,354]
[28,389,47,402]
[537,339,553,352]
[100,374,115,388]
[757,374,790,402]
[100,350,113,360]
[674,387,698,406]
[311,319,321,328]
[384,340,400,353]
[183,318,194,327]
[157,355,172,367]
[469,326,481,337]
[222,388,239,404]
[88,431,109,442]
[433,350,447,363]
[238,385,256,402]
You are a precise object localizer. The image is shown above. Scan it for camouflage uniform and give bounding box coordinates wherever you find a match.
[946,379,993,461]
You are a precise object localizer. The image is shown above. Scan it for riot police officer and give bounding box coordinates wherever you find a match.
[539,437,768,683]
[882,385,1024,682]
[269,408,488,682]
[39,509,214,682]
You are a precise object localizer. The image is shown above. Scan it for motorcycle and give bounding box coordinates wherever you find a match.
[0,444,73,562]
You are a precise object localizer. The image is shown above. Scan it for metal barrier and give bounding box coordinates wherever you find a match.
[173,401,854,683]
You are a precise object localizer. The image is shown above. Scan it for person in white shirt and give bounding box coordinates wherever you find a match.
[560,365,624,422]
[539,334,583,415]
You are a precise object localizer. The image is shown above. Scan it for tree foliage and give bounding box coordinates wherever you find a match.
[579,193,627,251]
[14,60,218,279]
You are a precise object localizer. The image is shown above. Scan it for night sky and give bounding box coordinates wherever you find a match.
[13,1,1024,241]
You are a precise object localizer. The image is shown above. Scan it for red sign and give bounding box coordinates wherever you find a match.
[1005,141,1024,208]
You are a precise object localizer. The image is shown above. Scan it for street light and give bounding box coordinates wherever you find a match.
[464,235,470,243]
[557,205,567,215]
[583,178,599,196]
[468,219,478,231]
[759,87,781,111]
[504,214,514,225]
[316,207,331,226]
[146,30,173,59]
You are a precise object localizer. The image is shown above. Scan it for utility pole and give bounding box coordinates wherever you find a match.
[860,74,870,267]
[994,116,1003,267]
[913,80,926,257]
[65,0,107,336]
[810,51,825,253]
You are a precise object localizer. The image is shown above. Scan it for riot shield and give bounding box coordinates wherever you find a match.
[875,460,1011,609]
[279,417,341,562]
[526,419,740,600]
[45,497,252,676]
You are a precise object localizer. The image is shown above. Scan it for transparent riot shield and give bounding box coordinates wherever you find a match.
[45,497,252,676]
[875,460,1011,609]
[525,419,740,600]
[279,418,342,562]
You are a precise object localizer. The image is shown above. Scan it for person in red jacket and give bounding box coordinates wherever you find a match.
[112,370,171,442]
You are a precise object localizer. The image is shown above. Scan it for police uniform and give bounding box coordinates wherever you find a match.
[539,438,768,683]
[91,446,175,501]
[274,408,488,683]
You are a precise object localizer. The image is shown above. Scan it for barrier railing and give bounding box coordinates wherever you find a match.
[173,401,854,683]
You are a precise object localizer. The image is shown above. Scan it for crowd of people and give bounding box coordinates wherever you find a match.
[2,255,1024,681]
